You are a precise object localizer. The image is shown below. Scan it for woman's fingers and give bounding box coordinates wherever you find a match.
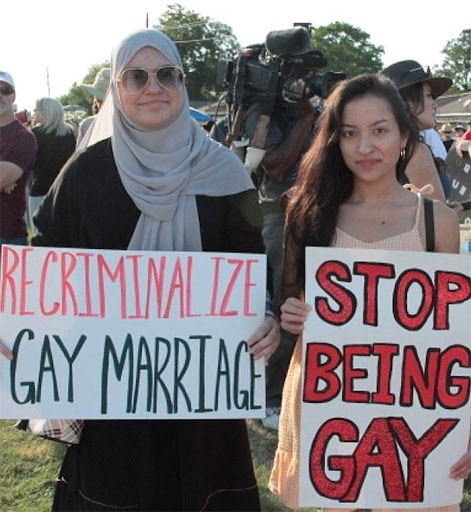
[449,447,471,480]
[0,340,14,361]
[280,297,311,334]
[247,315,280,364]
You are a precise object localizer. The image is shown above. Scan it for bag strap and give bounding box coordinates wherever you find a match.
[423,197,435,252]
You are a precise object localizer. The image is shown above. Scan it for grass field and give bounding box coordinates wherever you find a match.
[0,419,470,511]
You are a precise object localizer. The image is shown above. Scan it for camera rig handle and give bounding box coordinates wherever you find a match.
[251,114,271,149]
[226,105,246,146]
[242,113,271,173]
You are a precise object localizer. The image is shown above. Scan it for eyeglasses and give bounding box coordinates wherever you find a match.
[117,66,184,94]
[0,85,14,96]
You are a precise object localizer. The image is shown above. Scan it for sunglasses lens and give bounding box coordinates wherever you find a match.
[120,67,183,93]
[0,86,14,95]
[156,67,183,90]
[121,69,149,93]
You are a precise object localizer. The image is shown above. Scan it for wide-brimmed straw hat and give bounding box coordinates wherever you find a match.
[82,68,111,101]
[440,122,452,134]
[382,60,452,99]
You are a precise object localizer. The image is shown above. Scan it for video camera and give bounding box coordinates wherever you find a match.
[217,25,346,112]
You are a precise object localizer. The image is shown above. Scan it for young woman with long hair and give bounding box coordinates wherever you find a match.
[269,73,469,511]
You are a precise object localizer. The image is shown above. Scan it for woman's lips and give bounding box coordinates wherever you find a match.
[357,159,380,169]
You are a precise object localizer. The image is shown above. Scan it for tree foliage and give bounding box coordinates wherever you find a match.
[434,29,471,93]
[311,22,384,78]
[59,62,109,117]
[58,11,469,112]
[156,4,240,100]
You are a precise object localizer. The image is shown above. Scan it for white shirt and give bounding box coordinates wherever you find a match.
[420,128,447,160]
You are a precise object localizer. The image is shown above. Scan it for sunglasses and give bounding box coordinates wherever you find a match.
[0,85,14,96]
[118,66,184,94]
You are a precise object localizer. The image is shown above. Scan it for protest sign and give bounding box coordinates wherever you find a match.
[0,245,267,419]
[446,146,470,225]
[299,247,470,508]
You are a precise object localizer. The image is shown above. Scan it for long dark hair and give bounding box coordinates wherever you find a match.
[398,82,425,122]
[283,73,418,295]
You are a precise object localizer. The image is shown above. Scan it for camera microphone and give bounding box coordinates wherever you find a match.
[265,27,312,57]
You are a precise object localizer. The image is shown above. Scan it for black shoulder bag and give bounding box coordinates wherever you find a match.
[423,197,435,252]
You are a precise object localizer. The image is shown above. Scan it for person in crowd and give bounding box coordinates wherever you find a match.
[0,28,280,511]
[212,88,319,431]
[252,98,318,430]
[455,137,471,158]
[451,121,471,158]
[454,124,466,139]
[268,73,470,509]
[29,97,76,231]
[419,126,453,197]
[382,59,453,200]
[0,70,37,248]
[202,118,214,133]
[76,67,111,146]
[14,108,31,126]
[457,120,471,141]
[66,118,79,138]
[422,126,447,159]
[440,122,455,152]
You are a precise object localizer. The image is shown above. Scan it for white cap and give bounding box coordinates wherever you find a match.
[0,71,15,90]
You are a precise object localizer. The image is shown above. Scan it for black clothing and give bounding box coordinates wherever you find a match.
[30,126,76,196]
[244,102,316,206]
[443,139,454,152]
[33,139,263,511]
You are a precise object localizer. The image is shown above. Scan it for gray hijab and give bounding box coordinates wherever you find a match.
[91,28,254,251]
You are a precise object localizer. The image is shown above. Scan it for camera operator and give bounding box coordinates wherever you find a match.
[211,81,319,430]
[251,93,318,429]
[211,26,345,429]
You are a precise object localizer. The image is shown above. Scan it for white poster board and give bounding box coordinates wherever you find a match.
[0,245,267,419]
[299,247,470,508]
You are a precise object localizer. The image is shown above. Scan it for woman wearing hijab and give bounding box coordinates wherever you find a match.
[28,28,279,511]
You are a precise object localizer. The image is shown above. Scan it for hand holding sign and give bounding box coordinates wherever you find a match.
[279,297,311,334]
[449,443,471,480]
[295,248,471,508]
[0,247,270,420]
[247,315,280,365]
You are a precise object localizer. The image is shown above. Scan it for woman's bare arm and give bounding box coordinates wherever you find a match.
[405,142,445,202]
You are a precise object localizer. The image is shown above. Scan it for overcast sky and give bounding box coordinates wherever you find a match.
[1,0,465,110]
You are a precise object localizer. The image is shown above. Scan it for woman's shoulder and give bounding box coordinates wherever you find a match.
[431,198,459,226]
[406,141,435,176]
[58,139,114,181]
[412,141,434,161]
[32,125,47,139]
[63,128,77,142]
[73,138,113,165]
[430,198,460,253]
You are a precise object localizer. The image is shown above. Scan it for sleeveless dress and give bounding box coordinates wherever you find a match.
[268,195,460,512]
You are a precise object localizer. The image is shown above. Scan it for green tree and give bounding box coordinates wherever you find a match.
[434,29,471,93]
[311,22,384,79]
[156,3,240,100]
[59,62,109,117]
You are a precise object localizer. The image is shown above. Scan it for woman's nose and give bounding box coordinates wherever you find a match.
[147,73,163,92]
[358,134,373,154]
